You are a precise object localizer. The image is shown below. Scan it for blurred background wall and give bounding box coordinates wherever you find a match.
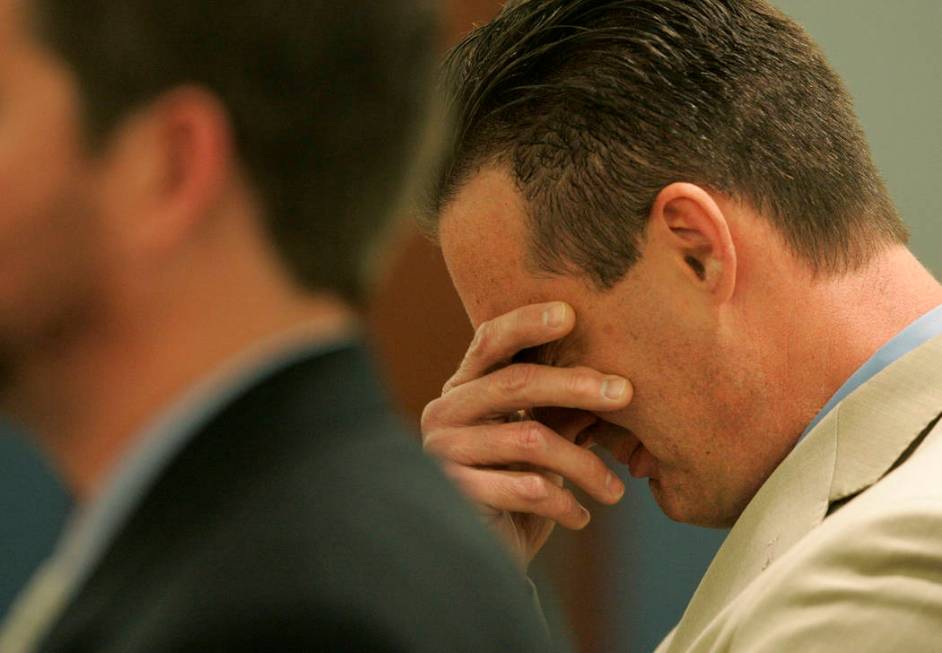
[2,2,939,651]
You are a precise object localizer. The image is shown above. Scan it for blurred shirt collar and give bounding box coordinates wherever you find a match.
[801,303,942,440]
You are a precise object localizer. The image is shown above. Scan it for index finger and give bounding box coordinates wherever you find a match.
[443,301,575,394]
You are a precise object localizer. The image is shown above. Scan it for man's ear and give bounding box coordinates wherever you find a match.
[648,182,737,303]
[99,86,234,258]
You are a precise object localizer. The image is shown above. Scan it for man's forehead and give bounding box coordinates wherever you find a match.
[1,0,45,63]
[439,167,560,323]
[0,0,16,44]
[438,164,598,368]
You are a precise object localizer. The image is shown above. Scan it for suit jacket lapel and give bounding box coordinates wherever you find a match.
[663,334,942,652]
[829,335,942,504]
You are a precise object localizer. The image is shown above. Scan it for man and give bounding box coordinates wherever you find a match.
[0,0,551,651]
[421,0,942,650]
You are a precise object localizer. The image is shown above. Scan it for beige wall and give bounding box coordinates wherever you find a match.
[775,0,942,273]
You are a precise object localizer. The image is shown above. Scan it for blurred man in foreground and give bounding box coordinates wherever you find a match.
[422,0,942,650]
[0,0,551,650]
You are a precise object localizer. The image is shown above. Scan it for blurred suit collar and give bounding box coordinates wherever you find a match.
[0,324,357,653]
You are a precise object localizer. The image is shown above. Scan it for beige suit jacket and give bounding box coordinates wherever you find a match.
[655,334,942,652]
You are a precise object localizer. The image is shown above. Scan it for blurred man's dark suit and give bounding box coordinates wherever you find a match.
[37,342,549,652]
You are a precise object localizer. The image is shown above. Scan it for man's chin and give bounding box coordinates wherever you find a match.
[648,478,738,529]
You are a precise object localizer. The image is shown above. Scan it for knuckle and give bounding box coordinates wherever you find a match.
[500,363,536,394]
[420,399,444,435]
[441,461,467,485]
[516,421,548,453]
[566,369,599,397]
[440,374,459,395]
[442,465,481,499]
[469,320,495,359]
[552,490,578,517]
[514,474,550,501]
[421,429,445,454]
[426,431,466,462]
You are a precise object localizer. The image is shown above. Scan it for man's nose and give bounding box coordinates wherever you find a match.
[529,406,599,444]
[559,410,600,446]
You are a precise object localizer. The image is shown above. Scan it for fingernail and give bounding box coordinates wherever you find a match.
[579,505,591,526]
[542,303,567,328]
[601,376,629,400]
[606,473,625,500]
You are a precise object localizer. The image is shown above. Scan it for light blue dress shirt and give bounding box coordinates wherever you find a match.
[801,303,942,439]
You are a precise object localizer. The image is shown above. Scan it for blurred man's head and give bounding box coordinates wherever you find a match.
[0,0,439,497]
[0,0,436,389]
[431,0,910,526]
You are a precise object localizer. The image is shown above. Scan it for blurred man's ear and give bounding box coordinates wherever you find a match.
[96,86,235,259]
[647,182,737,304]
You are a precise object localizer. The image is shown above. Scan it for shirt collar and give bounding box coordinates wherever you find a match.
[801,303,942,439]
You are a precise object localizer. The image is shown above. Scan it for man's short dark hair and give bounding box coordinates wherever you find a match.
[32,0,438,300]
[430,0,908,288]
